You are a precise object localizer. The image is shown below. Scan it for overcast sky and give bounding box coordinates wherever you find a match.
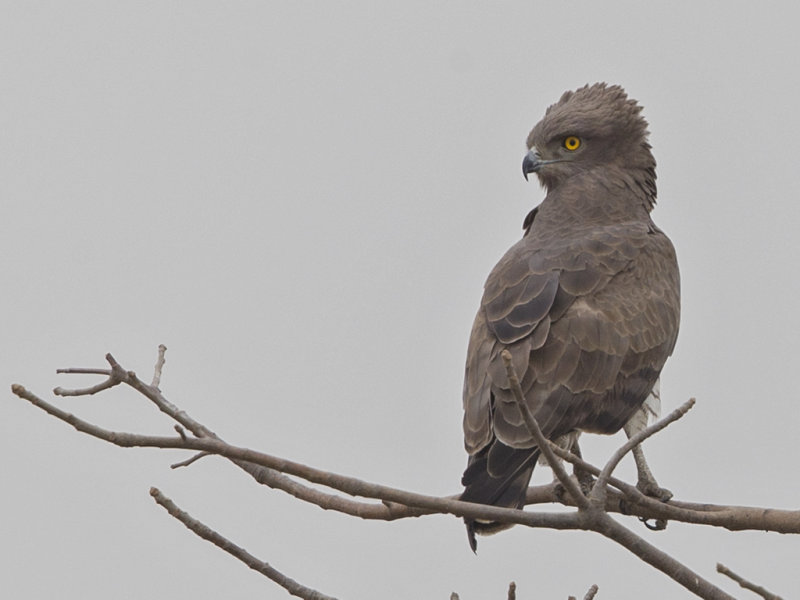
[3,3,799,599]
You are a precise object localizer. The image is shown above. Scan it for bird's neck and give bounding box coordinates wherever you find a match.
[538,167,655,227]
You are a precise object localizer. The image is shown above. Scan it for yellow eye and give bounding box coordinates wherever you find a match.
[563,136,581,151]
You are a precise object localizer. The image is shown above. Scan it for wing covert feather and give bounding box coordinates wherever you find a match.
[463,221,680,454]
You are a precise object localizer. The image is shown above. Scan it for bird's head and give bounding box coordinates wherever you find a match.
[523,83,657,208]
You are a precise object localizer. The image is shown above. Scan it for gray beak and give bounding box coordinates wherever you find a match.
[522,148,562,181]
[522,149,541,181]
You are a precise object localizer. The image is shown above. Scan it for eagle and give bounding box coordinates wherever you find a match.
[459,83,680,550]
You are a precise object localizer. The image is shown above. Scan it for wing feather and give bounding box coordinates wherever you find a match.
[463,220,679,454]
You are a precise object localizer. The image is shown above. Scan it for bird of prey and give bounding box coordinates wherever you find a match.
[460,83,680,550]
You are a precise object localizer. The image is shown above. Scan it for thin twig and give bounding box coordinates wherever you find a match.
[55,368,112,376]
[52,352,443,522]
[583,584,599,600]
[174,425,188,441]
[716,563,784,600]
[546,442,650,503]
[590,398,695,506]
[151,344,167,388]
[171,451,212,469]
[500,350,589,510]
[507,581,516,600]
[84,353,432,520]
[53,376,120,397]
[150,487,338,600]
[507,581,517,600]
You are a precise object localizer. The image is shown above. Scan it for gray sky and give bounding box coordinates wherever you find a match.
[3,2,799,598]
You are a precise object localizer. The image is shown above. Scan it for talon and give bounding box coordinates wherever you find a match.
[640,517,668,531]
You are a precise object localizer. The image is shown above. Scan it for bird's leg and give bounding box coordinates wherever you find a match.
[623,420,673,502]
[568,438,596,495]
[622,424,671,530]
[549,433,593,504]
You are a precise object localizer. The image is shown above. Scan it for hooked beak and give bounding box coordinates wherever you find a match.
[522,150,539,181]
[522,148,560,181]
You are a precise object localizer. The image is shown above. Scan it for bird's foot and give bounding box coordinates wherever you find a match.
[576,470,595,496]
[626,476,672,531]
[553,473,594,504]
[639,516,669,531]
[637,478,673,502]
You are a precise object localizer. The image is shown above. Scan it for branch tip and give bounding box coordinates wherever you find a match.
[174,424,187,441]
[716,563,784,600]
[584,584,599,600]
[152,345,168,388]
[170,451,212,469]
[151,488,339,599]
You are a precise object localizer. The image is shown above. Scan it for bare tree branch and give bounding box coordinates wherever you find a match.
[59,352,444,522]
[495,357,735,600]
[589,398,694,506]
[539,445,800,535]
[55,367,112,376]
[590,510,734,599]
[46,353,800,533]
[13,374,800,536]
[716,563,784,600]
[10,382,577,530]
[11,350,800,599]
[150,487,338,600]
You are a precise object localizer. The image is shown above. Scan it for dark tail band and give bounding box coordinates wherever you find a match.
[459,443,540,551]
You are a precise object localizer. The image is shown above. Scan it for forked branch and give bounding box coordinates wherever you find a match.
[500,353,733,600]
[11,349,799,600]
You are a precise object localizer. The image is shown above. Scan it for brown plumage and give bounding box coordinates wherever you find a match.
[460,83,680,550]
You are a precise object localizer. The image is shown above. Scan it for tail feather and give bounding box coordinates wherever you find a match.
[459,443,540,551]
